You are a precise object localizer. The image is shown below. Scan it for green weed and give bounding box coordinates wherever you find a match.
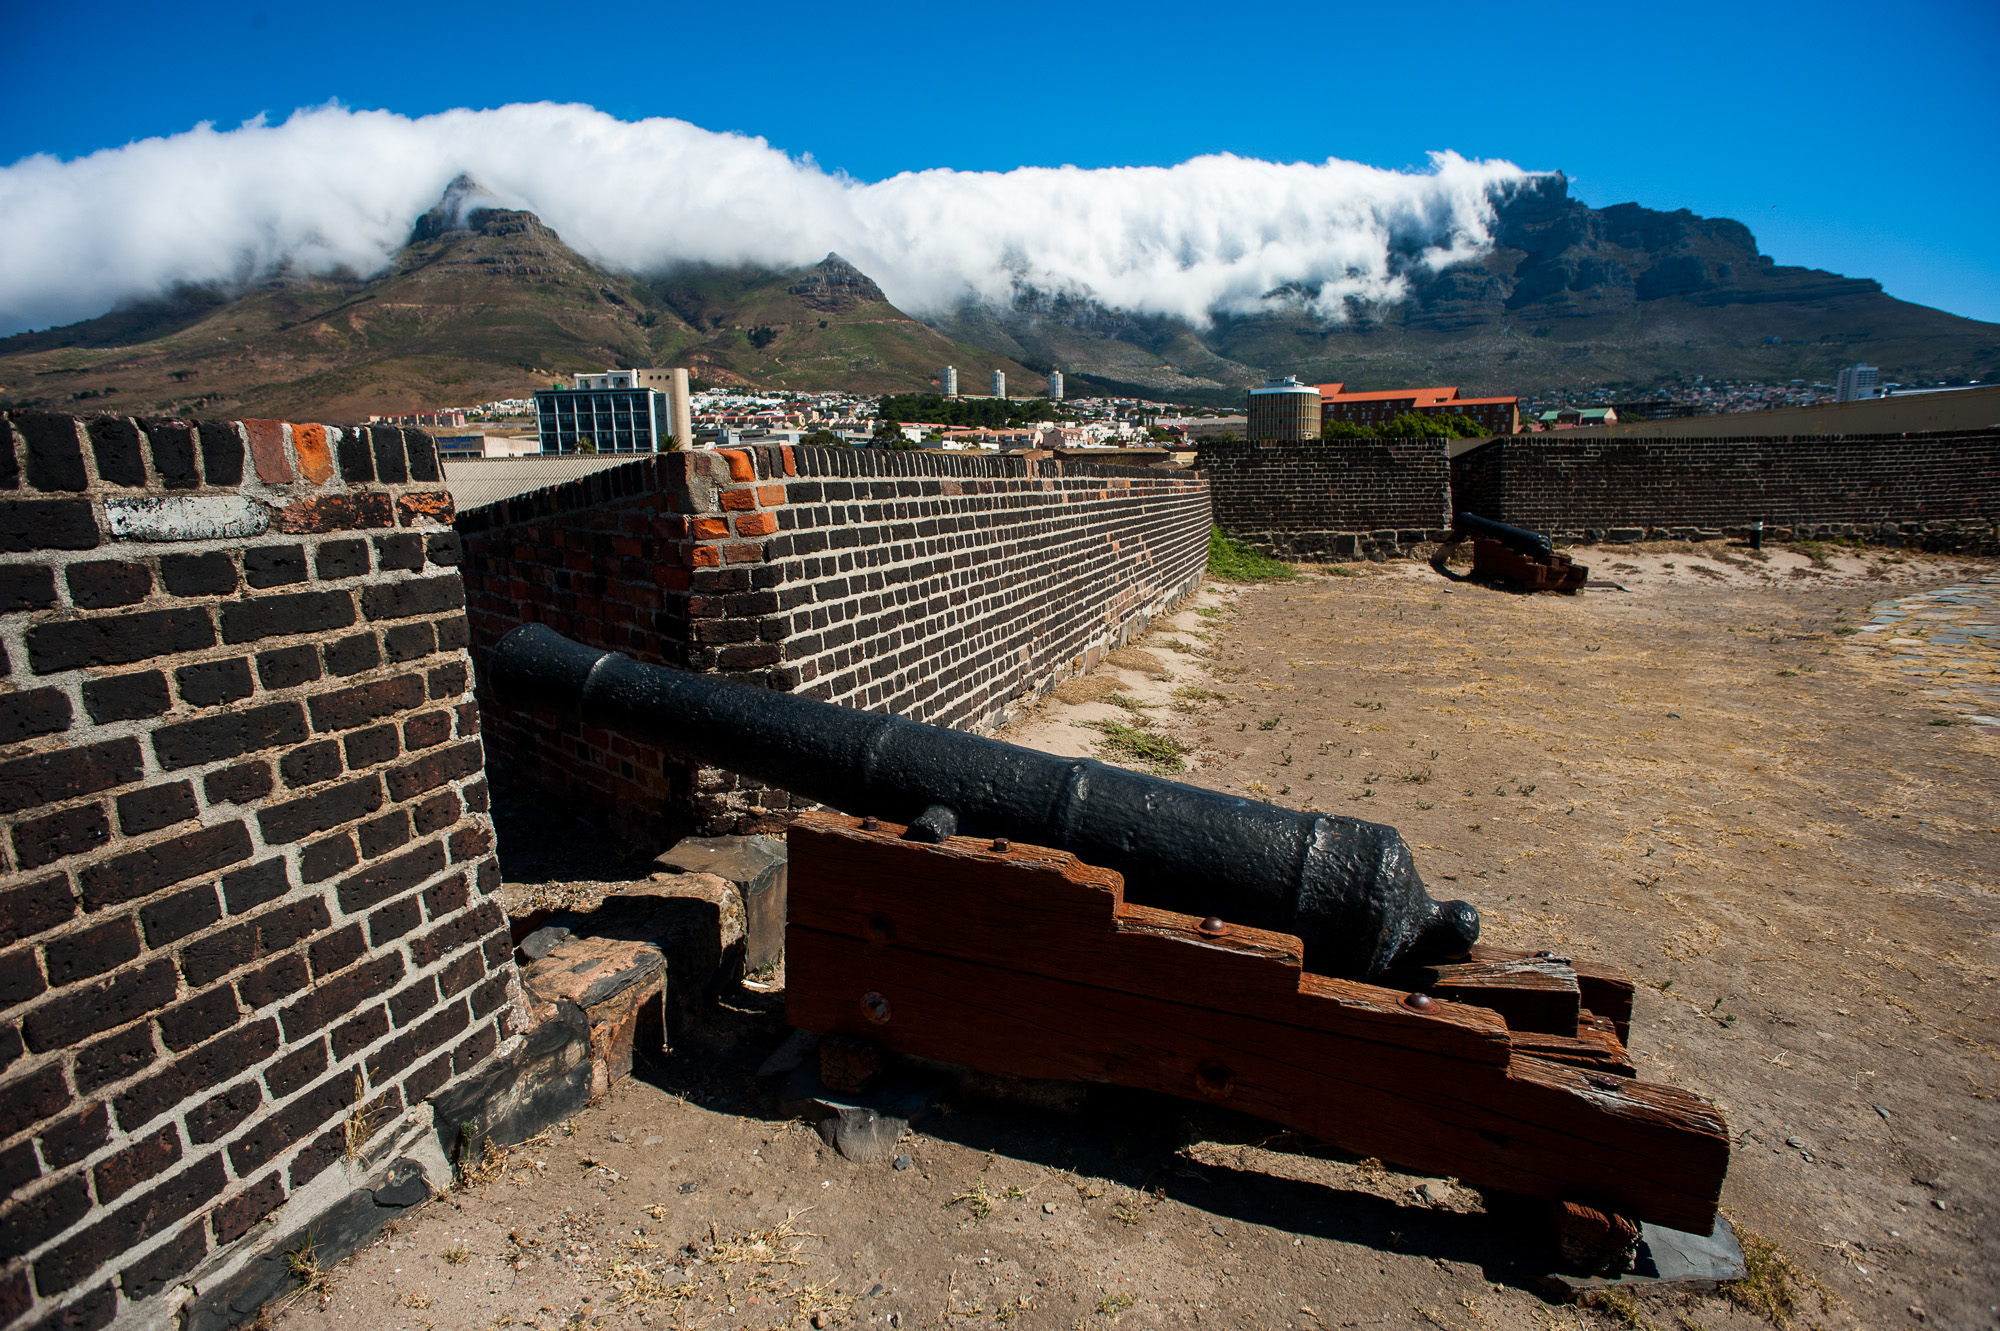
[1074,720,1188,773]
[1207,526,1296,582]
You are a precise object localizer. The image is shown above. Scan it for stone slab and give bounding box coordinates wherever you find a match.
[429,1003,592,1162]
[522,934,665,1010]
[1537,1214,1747,1300]
[183,1159,432,1331]
[655,836,787,971]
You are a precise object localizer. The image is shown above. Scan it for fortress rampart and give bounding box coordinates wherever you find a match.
[3,407,1994,1330]
[1195,431,1998,558]
[455,446,1211,846]
[1449,431,1998,549]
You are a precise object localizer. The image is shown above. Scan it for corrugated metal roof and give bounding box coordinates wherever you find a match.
[443,454,646,513]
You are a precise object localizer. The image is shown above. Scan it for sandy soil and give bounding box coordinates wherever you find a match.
[270,542,1998,1331]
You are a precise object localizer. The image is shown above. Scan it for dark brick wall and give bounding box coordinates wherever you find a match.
[0,413,514,1331]
[1450,431,2000,548]
[1195,440,1453,559]
[456,446,1211,846]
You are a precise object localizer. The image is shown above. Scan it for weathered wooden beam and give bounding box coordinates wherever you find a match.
[783,813,1728,1232]
[1411,953,1581,1035]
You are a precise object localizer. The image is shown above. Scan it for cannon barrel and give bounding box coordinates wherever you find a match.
[487,624,1479,981]
[1456,511,1553,560]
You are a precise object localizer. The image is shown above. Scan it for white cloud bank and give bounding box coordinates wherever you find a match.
[0,102,1535,337]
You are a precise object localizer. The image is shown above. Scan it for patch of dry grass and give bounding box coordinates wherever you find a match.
[1725,1227,1836,1328]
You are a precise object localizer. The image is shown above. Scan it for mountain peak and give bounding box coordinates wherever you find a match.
[787,253,888,312]
[409,173,500,245]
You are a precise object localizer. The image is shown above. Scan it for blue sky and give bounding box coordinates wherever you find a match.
[4,0,1997,323]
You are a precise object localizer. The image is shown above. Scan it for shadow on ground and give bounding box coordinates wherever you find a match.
[627,988,1558,1294]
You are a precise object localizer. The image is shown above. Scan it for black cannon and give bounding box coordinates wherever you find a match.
[1432,511,1589,592]
[487,624,1479,982]
[1456,511,1552,560]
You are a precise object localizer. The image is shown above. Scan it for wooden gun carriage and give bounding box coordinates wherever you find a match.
[490,626,1727,1237]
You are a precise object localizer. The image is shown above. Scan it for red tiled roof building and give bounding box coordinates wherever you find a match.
[1317,384,1519,435]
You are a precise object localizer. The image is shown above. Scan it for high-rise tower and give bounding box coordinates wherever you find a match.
[1835,364,1879,402]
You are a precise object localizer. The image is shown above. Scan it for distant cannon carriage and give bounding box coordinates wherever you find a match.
[1432,511,1590,592]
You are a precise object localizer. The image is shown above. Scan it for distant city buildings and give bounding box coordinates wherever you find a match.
[1048,371,1064,401]
[1246,377,1322,442]
[534,368,694,453]
[371,409,467,428]
[1152,414,1247,441]
[535,382,670,454]
[991,370,1007,399]
[1534,407,1620,430]
[942,365,958,397]
[572,370,672,392]
[1533,377,1837,422]
[435,434,539,458]
[1317,384,1520,435]
[1836,364,1880,402]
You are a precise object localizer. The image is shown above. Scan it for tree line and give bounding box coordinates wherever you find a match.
[876,394,1066,428]
[1321,412,1489,440]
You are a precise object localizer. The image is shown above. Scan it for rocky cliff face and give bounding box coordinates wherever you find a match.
[1399,174,1885,330]
[929,174,1997,398]
[785,253,890,314]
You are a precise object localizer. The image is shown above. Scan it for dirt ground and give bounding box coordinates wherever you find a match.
[271,542,1998,1331]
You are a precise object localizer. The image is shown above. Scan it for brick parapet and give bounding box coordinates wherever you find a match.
[1450,430,2000,551]
[456,445,1211,844]
[0,412,517,1331]
[1194,440,1454,560]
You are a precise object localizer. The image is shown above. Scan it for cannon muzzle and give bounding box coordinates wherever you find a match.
[1455,511,1552,559]
[488,624,1478,981]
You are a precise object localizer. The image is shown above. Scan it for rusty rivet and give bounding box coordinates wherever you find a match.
[861,991,891,1025]
[1197,917,1229,937]
[992,837,1010,852]
[1403,992,1435,1012]
[1193,1062,1235,1098]
[864,912,896,943]
[861,816,880,832]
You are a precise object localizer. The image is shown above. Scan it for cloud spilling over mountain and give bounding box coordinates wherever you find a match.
[0,102,1532,337]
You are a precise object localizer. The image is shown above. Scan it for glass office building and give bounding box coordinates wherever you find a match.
[533,387,668,454]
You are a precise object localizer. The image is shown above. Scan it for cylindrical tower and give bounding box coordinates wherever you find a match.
[942,365,958,397]
[991,370,1007,399]
[1246,376,1322,442]
[1048,371,1064,401]
[668,368,694,450]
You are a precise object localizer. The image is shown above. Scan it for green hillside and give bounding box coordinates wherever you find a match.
[650,256,1041,395]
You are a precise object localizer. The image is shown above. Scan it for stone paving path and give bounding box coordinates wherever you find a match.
[1843,572,2000,727]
